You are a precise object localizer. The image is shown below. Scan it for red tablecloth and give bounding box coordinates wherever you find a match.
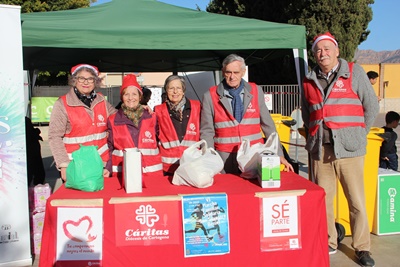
[39,173,328,267]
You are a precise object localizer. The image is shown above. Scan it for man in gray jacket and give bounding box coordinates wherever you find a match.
[301,32,378,267]
[201,54,293,174]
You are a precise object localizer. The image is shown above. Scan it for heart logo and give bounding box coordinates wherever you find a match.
[63,215,97,242]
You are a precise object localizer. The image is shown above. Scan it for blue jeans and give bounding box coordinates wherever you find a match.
[379,153,398,171]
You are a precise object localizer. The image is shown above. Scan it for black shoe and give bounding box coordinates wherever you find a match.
[355,251,375,267]
[329,246,337,255]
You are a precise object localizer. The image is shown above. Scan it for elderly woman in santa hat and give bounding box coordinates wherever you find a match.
[105,74,162,178]
[49,64,117,181]
[154,75,201,175]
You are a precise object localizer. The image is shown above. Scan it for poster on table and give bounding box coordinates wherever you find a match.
[259,194,302,251]
[0,4,32,266]
[113,197,181,246]
[56,207,103,266]
[182,194,230,257]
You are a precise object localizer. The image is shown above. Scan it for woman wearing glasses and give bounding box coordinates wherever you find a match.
[155,75,201,175]
[48,64,116,181]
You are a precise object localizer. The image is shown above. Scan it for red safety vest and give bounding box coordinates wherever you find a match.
[61,95,109,162]
[156,100,201,173]
[108,113,162,178]
[303,62,365,137]
[210,83,263,153]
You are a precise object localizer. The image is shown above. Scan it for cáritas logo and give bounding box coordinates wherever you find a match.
[124,204,169,240]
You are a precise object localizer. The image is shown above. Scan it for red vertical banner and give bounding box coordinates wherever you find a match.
[258,191,303,252]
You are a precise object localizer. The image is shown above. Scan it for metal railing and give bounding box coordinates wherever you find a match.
[32,84,301,116]
[261,84,300,116]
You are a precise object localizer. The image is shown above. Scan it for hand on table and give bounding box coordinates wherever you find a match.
[280,156,294,172]
[103,168,111,177]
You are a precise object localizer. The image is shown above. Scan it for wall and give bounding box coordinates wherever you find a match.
[361,63,400,113]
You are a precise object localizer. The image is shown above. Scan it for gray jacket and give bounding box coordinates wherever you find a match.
[301,58,379,160]
[200,79,283,156]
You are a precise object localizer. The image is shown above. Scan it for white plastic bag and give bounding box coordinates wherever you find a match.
[172,140,223,188]
[237,132,279,179]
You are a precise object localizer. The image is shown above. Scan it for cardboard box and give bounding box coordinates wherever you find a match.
[123,148,142,193]
[258,153,281,188]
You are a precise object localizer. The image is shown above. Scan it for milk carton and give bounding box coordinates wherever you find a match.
[257,153,281,188]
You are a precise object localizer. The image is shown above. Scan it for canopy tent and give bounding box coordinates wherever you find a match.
[21,0,307,74]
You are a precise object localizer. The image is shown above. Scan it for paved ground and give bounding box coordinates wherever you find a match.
[28,112,400,266]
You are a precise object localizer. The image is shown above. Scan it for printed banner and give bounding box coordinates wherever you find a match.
[374,170,400,235]
[56,207,103,267]
[114,200,181,246]
[182,194,230,257]
[31,97,58,123]
[0,4,32,266]
[260,195,302,251]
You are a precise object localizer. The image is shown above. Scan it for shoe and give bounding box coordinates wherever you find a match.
[355,251,375,267]
[329,246,337,255]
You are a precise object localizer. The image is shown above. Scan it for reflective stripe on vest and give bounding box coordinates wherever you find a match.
[108,113,162,177]
[155,100,201,173]
[63,132,107,144]
[303,62,365,136]
[61,95,109,162]
[210,83,263,153]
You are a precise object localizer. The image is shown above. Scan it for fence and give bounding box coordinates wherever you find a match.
[261,84,300,116]
[32,84,301,120]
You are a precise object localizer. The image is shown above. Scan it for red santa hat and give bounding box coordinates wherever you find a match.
[71,64,99,76]
[312,32,338,51]
[120,74,142,96]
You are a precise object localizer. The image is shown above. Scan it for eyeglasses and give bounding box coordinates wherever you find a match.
[166,87,183,92]
[77,76,96,84]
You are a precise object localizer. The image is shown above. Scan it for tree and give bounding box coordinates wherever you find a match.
[0,0,93,13]
[207,0,374,68]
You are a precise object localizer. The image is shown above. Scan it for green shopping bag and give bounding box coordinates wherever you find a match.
[65,144,104,192]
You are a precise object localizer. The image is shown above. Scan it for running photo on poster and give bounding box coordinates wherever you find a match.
[182,194,230,257]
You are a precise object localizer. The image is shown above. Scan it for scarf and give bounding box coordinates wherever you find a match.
[166,97,186,122]
[227,80,244,122]
[121,103,144,127]
[74,87,97,107]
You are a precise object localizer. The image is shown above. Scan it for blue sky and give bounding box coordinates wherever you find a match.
[94,0,399,52]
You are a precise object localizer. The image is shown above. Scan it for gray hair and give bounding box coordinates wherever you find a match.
[68,66,103,89]
[222,54,246,70]
[163,75,186,92]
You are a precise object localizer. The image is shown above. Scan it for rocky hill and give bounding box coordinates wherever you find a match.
[354,49,400,64]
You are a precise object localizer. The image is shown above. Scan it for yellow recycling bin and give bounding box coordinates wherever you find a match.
[334,127,384,237]
[269,113,296,153]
